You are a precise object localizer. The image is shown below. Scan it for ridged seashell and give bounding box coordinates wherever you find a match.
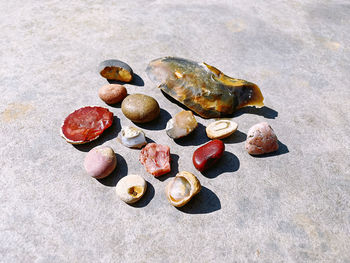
[115,174,147,204]
[166,110,198,139]
[146,57,264,118]
[165,171,201,207]
[120,126,147,148]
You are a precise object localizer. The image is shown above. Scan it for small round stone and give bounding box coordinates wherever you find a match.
[115,174,147,204]
[245,122,279,155]
[98,84,127,104]
[84,146,117,179]
[121,94,160,123]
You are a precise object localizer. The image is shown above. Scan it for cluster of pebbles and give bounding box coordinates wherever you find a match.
[61,59,279,207]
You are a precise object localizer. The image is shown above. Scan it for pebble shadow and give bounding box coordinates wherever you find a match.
[134,108,171,131]
[252,140,289,158]
[233,106,278,119]
[129,182,155,208]
[157,153,179,182]
[73,116,121,152]
[201,151,240,179]
[174,123,210,146]
[97,153,128,187]
[107,73,144,87]
[177,186,221,214]
[222,130,247,144]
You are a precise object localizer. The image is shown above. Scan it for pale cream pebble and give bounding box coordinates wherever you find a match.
[206,120,238,139]
[115,175,147,204]
[165,171,201,207]
[84,146,117,179]
[98,84,127,104]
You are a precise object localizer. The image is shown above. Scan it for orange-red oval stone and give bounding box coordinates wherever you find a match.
[192,140,225,172]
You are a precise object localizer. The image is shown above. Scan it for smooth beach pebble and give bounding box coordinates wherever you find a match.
[115,174,147,204]
[166,110,198,139]
[98,84,127,104]
[98,59,133,82]
[245,122,279,155]
[193,140,225,172]
[206,120,238,139]
[84,146,117,179]
[121,94,160,123]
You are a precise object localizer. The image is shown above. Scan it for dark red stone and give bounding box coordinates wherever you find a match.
[192,140,225,172]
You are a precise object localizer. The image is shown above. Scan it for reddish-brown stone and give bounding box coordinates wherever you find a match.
[245,122,279,155]
[192,140,225,172]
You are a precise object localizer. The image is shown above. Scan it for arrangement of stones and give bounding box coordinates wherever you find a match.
[61,57,279,207]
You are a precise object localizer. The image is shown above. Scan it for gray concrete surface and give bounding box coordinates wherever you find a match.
[1,0,349,262]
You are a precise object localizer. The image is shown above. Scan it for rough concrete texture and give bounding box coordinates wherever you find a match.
[1,0,349,262]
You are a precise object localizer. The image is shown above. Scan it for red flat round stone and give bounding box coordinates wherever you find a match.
[192,140,225,172]
[61,106,113,144]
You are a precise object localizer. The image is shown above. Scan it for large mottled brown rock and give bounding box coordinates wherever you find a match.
[245,122,279,155]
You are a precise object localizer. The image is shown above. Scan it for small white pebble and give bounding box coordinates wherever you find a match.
[116,175,147,204]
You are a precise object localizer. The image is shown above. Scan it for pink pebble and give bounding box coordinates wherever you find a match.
[245,122,279,155]
[84,146,117,179]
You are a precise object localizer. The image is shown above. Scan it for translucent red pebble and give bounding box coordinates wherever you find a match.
[192,140,225,172]
[139,143,171,177]
[61,106,113,144]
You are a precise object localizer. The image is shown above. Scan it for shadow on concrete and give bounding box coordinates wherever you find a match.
[201,151,240,179]
[73,116,121,152]
[107,73,144,87]
[96,153,128,187]
[157,153,179,182]
[222,130,247,144]
[234,106,278,119]
[253,140,289,158]
[174,123,210,146]
[177,186,221,214]
[129,181,155,208]
[134,108,171,130]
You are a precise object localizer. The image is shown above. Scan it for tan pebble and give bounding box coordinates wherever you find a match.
[115,175,147,204]
[121,94,160,123]
[206,120,238,139]
[98,84,127,104]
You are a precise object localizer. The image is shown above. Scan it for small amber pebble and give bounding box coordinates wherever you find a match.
[192,140,225,172]
[166,110,198,139]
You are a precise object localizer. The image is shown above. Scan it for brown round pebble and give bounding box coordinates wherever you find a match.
[121,94,160,123]
[98,84,127,104]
